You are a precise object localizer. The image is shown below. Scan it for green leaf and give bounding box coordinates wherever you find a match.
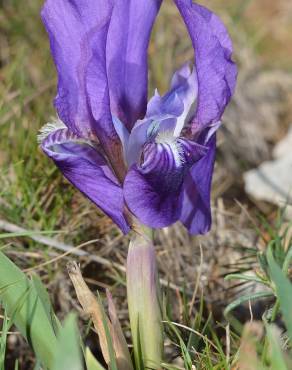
[0,230,58,239]
[225,273,265,284]
[52,314,83,370]
[31,274,61,335]
[0,251,57,369]
[265,325,288,370]
[224,291,273,316]
[85,347,106,370]
[267,248,292,341]
[33,362,42,370]
[164,320,192,370]
[0,313,9,370]
[282,245,292,274]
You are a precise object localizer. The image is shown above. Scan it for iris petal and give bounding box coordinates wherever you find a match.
[146,64,197,135]
[41,0,113,137]
[41,128,130,233]
[107,0,162,130]
[126,63,198,167]
[126,114,180,167]
[124,137,207,228]
[41,0,126,181]
[174,0,237,132]
[146,89,185,119]
[180,134,216,235]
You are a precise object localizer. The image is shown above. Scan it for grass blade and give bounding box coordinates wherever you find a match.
[267,248,292,341]
[52,314,83,370]
[85,347,106,370]
[265,325,288,370]
[224,291,273,316]
[0,251,57,369]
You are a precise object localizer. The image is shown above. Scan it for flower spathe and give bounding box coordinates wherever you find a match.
[40,0,237,235]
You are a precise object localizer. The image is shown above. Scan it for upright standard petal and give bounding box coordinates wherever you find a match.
[41,128,130,233]
[125,63,198,166]
[146,64,198,137]
[179,134,216,235]
[126,91,184,166]
[107,0,162,130]
[41,0,126,181]
[41,0,111,137]
[174,0,237,132]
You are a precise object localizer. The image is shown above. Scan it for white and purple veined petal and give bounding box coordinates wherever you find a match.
[124,130,208,228]
[123,63,198,167]
[145,63,198,137]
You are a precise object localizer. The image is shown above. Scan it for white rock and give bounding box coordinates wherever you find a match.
[273,126,292,158]
[244,126,292,218]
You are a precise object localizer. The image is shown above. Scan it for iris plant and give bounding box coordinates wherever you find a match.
[39,0,237,368]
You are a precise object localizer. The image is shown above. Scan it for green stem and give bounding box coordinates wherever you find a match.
[270,299,280,322]
[126,227,163,369]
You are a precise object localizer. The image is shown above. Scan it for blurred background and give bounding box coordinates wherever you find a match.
[0,0,292,368]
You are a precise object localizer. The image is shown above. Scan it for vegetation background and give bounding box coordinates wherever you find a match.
[0,0,292,369]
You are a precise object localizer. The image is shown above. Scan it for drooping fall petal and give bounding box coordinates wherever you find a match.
[41,128,129,233]
[124,138,208,228]
[179,134,216,234]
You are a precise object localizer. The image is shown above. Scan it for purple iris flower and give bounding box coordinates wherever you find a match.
[39,0,237,235]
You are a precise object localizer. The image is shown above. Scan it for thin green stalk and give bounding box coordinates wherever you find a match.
[270,299,280,322]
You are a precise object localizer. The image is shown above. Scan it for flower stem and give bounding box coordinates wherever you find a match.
[126,228,163,369]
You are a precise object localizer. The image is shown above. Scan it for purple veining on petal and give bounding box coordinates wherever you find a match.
[179,134,216,235]
[41,127,130,233]
[124,132,208,228]
[122,59,220,230]
[126,115,180,167]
